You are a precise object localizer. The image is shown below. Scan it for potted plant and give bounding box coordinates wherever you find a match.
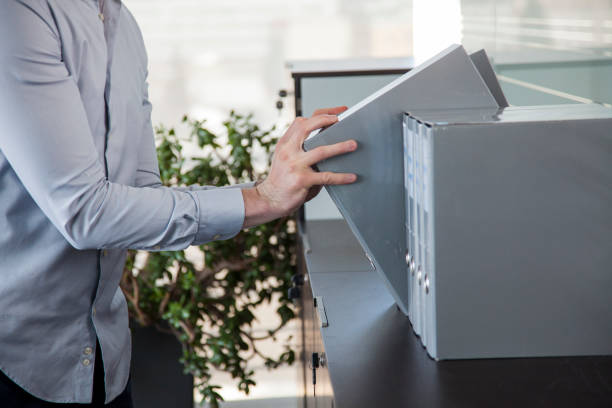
[121,112,297,408]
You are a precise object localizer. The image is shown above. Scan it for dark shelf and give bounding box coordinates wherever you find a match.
[300,219,612,408]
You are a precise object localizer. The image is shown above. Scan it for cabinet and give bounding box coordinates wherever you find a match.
[299,266,334,408]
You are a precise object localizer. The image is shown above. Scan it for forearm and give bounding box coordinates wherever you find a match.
[66,181,244,250]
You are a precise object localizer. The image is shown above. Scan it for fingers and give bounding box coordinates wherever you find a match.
[302,140,357,166]
[300,114,339,134]
[309,171,357,186]
[312,106,348,117]
[284,112,343,147]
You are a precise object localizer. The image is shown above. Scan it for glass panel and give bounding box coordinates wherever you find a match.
[460,0,612,105]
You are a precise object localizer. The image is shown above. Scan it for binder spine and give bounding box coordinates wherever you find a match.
[424,124,437,359]
[402,118,414,323]
[421,121,431,349]
[409,117,420,335]
[416,121,427,341]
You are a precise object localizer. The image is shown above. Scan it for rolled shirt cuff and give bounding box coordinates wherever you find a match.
[189,187,245,244]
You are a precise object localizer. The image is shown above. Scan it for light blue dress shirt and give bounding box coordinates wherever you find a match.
[0,0,247,403]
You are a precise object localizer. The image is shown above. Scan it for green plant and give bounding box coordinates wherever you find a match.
[120,111,297,407]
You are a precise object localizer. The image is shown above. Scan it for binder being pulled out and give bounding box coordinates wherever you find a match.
[303,44,612,360]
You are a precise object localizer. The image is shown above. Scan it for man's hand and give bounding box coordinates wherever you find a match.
[241,106,357,228]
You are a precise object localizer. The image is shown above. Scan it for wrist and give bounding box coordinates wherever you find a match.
[241,185,277,229]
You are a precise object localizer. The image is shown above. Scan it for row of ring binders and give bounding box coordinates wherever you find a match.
[305,44,612,360]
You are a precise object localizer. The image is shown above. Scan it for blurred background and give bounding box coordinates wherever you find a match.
[122,0,611,406]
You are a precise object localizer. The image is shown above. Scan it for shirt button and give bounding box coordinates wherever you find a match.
[102,250,108,257]
[82,358,91,366]
[84,347,93,355]
[92,307,96,317]
[154,245,161,250]
[213,234,221,240]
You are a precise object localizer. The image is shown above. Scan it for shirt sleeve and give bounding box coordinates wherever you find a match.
[0,1,245,250]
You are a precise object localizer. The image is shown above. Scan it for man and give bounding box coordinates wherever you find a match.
[0,1,357,406]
